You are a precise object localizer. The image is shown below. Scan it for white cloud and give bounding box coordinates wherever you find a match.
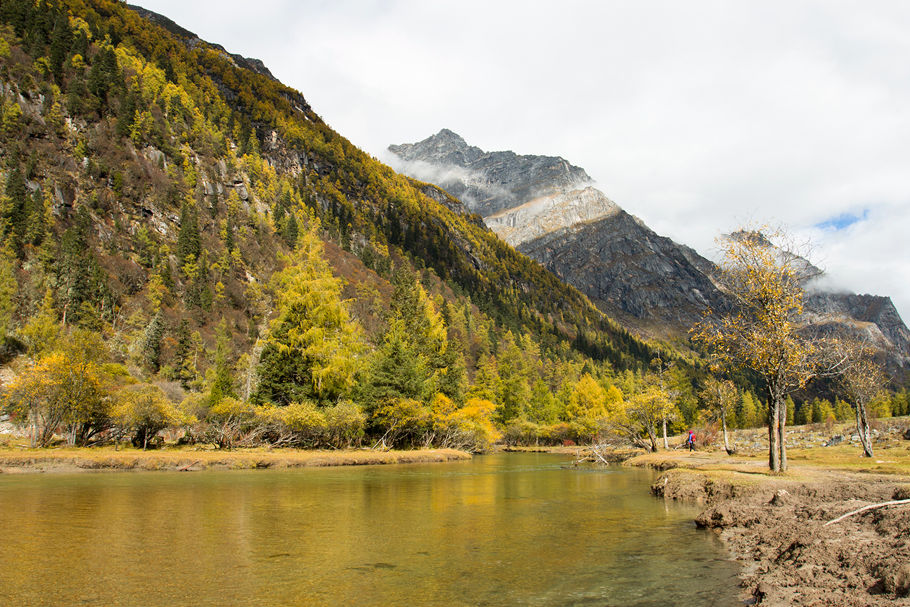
[136,0,910,320]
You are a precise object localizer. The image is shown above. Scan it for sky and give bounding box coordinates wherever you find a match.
[136,0,910,321]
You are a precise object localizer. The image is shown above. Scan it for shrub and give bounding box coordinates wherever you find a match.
[373,398,432,449]
[112,384,184,449]
[324,401,366,448]
[206,397,261,449]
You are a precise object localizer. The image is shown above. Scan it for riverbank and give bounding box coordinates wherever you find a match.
[626,447,910,605]
[0,446,471,474]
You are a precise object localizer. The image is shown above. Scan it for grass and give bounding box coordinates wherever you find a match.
[0,445,471,474]
[624,442,910,484]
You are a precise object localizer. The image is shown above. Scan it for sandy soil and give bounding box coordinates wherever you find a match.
[637,456,910,605]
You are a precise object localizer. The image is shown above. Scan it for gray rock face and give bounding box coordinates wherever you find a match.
[804,292,910,358]
[389,130,910,362]
[519,210,728,332]
[389,129,591,216]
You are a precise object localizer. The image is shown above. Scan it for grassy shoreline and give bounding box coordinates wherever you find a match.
[0,446,471,474]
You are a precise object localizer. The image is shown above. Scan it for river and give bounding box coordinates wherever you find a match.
[0,453,739,606]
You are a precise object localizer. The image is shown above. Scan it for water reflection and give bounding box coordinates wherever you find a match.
[0,454,739,606]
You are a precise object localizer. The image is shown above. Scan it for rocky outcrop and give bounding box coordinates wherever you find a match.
[485,187,620,247]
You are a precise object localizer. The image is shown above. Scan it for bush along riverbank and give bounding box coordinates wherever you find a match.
[631,452,910,606]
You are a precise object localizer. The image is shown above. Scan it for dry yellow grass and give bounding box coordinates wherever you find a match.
[0,446,471,474]
[624,444,910,482]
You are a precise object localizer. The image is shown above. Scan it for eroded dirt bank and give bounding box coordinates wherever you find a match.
[651,466,910,606]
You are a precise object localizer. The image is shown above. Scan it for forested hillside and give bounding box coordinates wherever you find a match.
[0,1,905,452]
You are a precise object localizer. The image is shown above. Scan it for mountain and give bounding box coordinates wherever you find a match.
[389,130,732,338]
[389,129,592,217]
[389,131,910,367]
[0,0,663,395]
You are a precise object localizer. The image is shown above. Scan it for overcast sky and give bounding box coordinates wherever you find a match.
[137,0,910,321]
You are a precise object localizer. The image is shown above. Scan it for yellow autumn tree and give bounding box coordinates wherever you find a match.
[254,222,365,405]
[565,373,608,441]
[3,330,110,447]
[692,228,818,472]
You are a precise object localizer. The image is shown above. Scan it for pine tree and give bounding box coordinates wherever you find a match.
[176,202,200,265]
[282,213,298,247]
[208,319,236,405]
[362,317,427,412]
[3,164,28,254]
[495,331,531,423]
[172,318,195,388]
[255,226,364,405]
[468,354,501,403]
[141,310,164,372]
[0,245,17,346]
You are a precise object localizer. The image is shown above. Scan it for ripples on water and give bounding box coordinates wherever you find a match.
[0,453,739,606]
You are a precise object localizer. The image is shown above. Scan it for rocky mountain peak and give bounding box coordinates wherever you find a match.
[389,129,483,167]
[389,131,592,216]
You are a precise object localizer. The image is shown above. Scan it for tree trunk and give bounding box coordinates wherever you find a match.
[768,399,781,472]
[662,417,668,450]
[647,425,659,452]
[777,397,788,472]
[721,410,730,454]
[856,403,873,458]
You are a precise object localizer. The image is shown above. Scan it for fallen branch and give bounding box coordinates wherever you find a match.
[590,447,611,466]
[177,460,201,472]
[823,499,910,526]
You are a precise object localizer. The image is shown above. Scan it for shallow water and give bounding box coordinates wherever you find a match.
[0,453,739,606]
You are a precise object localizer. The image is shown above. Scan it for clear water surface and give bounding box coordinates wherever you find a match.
[0,453,740,606]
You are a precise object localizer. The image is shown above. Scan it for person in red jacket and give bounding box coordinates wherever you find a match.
[685,430,696,452]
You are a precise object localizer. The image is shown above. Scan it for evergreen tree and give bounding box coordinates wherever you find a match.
[469,355,501,403]
[255,226,364,405]
[172,318,195,388]
[282,213,298,247]
[141,310,164,372]
[208,318,236,405]
[495,331,531,423]
[176,201,201,265]
[362,317,427,412]
[48,11,72,82]
[0,245,17,347]
[3,164,28,254]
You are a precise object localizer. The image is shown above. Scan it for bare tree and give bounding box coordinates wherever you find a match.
[699,377,737,455]
[825,338,888,458]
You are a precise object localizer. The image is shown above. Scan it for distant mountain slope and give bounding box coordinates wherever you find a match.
[389,131,910,367]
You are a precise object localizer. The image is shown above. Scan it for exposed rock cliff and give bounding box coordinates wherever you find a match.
[518,210,727,334]
[485,187,620,247]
